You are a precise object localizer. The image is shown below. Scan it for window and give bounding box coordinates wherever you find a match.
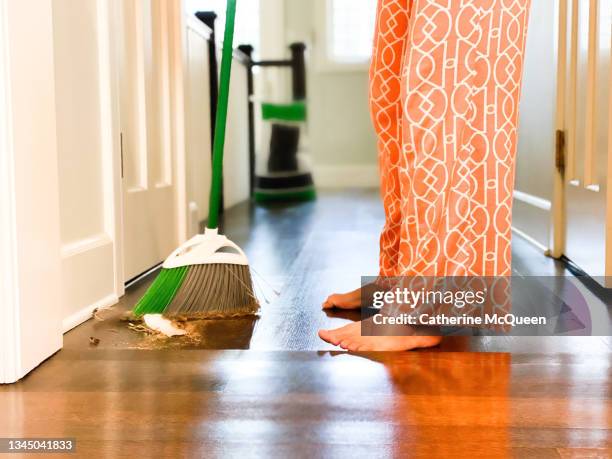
[327,0,377,64]
[184,0,261,55]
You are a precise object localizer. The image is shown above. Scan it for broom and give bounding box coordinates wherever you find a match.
[132,0,258,319]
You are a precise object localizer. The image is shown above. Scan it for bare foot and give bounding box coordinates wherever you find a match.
[322,287,362,310]
[318,320,442,351]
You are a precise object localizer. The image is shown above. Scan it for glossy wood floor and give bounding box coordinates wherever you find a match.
[2,190,612,458]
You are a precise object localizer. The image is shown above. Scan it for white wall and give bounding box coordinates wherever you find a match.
[259,0,289,101]
[184,18,213,231]
[260,0,379,188]
[223,57,252,208]
[513,0,558,250]
[184,16,250,225]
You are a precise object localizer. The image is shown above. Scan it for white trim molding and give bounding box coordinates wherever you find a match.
[313,164,379,188]
[170,0,188,243]
[0,0,21,384]
[513,190,552,211]
[512,226,550,254]
[61,233,113,259]
[62,293,118,333]
[98,0,125,299]
[0,173,21,383]
[512,190,552,252]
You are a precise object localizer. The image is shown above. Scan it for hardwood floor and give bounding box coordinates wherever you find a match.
[2,350,612,458]
[2,189,612,458]
[63,189,612,353]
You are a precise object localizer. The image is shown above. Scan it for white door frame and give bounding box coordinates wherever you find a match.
[0,0,22,384]
[59,0,126,332]
[554,0,611,278]
[103,0,127,303]
[551,0,568,259]
[169,0,189,245]
[0,0,63,383]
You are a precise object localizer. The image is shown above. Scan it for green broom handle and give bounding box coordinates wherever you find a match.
[207,0,237,230]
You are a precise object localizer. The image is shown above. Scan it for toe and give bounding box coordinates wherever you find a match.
[339,339,351,350]
[319,329,343,346]
[322,294,336,309]
[318,329,332,343]
[333,328,351,340]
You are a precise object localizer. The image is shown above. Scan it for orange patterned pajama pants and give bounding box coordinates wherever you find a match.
[370,0,531,277]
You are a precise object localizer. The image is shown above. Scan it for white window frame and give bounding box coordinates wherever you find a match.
[314,0,374,73]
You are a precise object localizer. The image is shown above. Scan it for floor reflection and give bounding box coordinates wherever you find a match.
[315,351,512,457]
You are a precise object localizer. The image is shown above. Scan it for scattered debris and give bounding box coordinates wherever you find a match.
[120,311,142,322]
[143,314,187,337]
[92,302,117,322]
[92,308,105,322]
[127,323,155,334]
[89,337,100,346]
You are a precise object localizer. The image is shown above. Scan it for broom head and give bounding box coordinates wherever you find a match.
[132,229,259,319]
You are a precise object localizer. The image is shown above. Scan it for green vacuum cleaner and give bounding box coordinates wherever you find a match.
[255,100,315,202]
[243,43,316,203]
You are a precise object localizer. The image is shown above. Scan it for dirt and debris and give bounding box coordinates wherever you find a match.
[91,304,119,322]
[125,319,205,350]
[77,300,258,350]
[120,311,142,323]
[127,322,155,334]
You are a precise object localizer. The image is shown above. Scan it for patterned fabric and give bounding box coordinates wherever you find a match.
[370,0,531,277]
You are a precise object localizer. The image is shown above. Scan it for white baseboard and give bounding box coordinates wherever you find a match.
[511,226,550,253]
[62,293,118,334]
[313,164,379,188]
[513,190,552,211]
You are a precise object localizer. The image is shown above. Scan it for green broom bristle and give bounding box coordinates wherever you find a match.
[132,267,189,317]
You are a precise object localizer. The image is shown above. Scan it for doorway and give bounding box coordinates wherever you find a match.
[118,0,180,281]
[559,0,611,279]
